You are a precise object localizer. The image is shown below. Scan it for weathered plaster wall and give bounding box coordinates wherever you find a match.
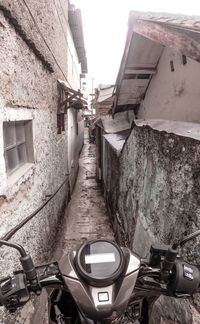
[102,138,120,234]
[0,0,80,88]
[0,0,83,322]
[139,47,200,122]
[103,120,200,323]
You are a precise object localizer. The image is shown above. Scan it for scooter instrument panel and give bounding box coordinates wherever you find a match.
[75,239,125,287]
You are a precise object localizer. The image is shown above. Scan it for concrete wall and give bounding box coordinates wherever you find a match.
[138,47,200,123]
[103,120,200,323]
[0,1,84,322]
[102,137,119,222]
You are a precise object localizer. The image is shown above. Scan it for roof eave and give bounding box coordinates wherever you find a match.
[69,7,88,74]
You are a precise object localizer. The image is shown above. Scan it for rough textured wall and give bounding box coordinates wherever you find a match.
[139,47,200,122]
[0,0,83,322]
[119,123,200,258]
[0,0,80,88]
[102,138,121,237]
[103,121,200,323]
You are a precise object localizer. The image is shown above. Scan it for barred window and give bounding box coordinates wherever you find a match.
[3,121,34,175]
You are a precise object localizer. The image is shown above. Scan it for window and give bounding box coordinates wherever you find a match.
[3,121,34,175]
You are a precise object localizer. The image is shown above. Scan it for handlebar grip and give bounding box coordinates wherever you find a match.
[162,248,177,272]
[168,260,200,295]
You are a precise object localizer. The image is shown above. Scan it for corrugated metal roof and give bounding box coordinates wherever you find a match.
[69,6,88,73]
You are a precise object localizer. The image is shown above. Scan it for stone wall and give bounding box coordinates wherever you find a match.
[103,120,200,323]
[0,1,84,322]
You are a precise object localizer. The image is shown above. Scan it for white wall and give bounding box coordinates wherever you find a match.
[138,47,200,123]
[67,27,81,89]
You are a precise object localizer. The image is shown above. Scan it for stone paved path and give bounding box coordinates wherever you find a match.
[54,128,114,259]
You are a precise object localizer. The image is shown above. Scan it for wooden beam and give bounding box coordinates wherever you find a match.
[60,91,84,109]
[57,80,83,97]
[133,20,200,62]
[62,85,83,97]
[124,68,157,74]
[60,95,69,109]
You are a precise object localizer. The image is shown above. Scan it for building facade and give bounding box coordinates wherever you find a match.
[112,12,200,123]
[0,1,87,322]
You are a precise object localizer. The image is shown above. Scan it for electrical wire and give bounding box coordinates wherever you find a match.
[0,2,84,241]
[172,229,200,249]
[1,174,69,242]
[0,240,26,256]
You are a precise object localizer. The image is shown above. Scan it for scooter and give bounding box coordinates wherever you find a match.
[0,230,200,324]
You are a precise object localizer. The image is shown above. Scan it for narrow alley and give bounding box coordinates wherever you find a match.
[30,129,115,324]
[1,2,200,323]
[55,128,114,259]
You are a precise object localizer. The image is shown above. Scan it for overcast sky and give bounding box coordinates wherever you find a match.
[71,0,200,89]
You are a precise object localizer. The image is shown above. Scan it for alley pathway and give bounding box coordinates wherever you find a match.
[32,130,114,324]
[55,128,114,259]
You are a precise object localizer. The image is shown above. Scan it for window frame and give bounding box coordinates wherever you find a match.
[3,120,34,176]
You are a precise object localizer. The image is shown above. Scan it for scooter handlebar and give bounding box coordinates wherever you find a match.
[0,273,30,312]
[167,259,200,295]
[0,257,200,313]
[0,264,63,312]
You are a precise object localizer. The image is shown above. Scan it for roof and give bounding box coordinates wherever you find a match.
[128,11,200,32]
[103,129,131,155]
[68,5,88,74]
[113,11,200,115]
[94,85,114,104]
[135,119,200,141]
[99,84,115,90]
[96,111,135,133]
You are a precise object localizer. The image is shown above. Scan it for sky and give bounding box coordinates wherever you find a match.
[71,0,200,89]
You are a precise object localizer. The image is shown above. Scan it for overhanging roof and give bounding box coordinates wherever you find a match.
[69,5,88,74]
[113,11,200,115]
[58,79,87,110]
[97,85,115,103]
